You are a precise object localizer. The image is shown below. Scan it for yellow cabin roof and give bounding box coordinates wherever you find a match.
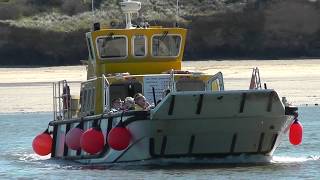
[85,27,187,78]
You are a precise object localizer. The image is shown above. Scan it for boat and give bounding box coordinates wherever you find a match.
[32,0,302,164]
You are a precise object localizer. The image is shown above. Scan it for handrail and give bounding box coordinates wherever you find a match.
[49,110,149,126]
[169,69,175,92]
[102,74,110,112]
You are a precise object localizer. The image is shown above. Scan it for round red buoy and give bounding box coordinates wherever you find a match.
[65,127,84,150]
[32,131,52,156]
[107,127,131,151]
[80,128,104,154]
[289,120,303,145]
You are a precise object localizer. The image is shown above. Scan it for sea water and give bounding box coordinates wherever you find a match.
[0,60,320,179]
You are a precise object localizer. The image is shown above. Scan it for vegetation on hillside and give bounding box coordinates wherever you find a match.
[0,0,320,66]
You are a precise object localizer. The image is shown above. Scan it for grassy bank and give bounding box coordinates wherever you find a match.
[0,0,320,66]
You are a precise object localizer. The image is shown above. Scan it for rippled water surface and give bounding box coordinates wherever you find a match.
[1,60,320,179]
[1,107,319,179]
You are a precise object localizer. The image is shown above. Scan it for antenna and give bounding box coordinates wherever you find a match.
[175,0,179,27]
[91,0,100,31]
[92,0,94,14]
[92,0,95,29]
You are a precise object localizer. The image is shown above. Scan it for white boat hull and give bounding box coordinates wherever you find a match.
[49,89,296,164]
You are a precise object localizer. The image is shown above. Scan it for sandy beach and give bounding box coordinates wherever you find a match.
[1,59,320,113]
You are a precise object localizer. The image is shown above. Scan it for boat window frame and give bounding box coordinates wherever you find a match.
[96,35,128,60]
[86,37,94,61]
[90,88,96,112]
[131,35,148,58]
[151,33,182,58]
[84,89,89,112]
[175,78,206,92]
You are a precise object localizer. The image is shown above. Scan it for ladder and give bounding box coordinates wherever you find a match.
[249,67,262,90]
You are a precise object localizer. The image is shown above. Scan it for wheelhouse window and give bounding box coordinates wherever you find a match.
[97,36,127,59]
[152,34,181,57]
[132,35,146,57]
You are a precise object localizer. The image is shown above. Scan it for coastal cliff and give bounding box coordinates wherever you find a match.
[0,0,320,65]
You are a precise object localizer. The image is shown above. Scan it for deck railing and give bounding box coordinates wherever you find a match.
[53,80,71,120]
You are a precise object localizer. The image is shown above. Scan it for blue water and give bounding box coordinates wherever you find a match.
[0,107,319,179]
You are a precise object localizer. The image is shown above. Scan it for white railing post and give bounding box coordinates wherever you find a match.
[102,74,110,112]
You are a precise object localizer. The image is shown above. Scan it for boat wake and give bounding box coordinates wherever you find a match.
[7,153,320,171]
[5,152,82,170]
[271,155,320,163]
[17,152,50,162]
[76,155,320,170]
